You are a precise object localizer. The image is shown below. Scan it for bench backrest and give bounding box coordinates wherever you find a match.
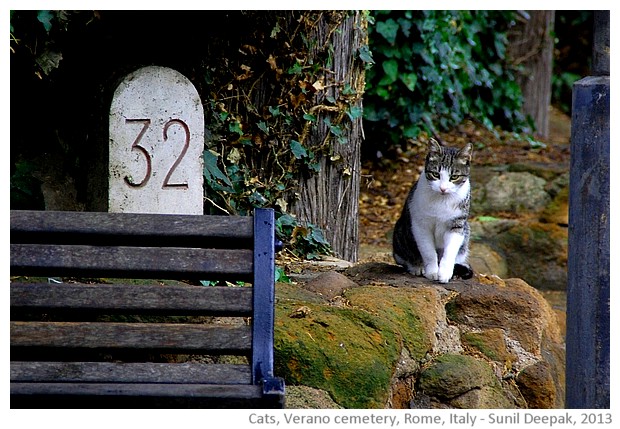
[10,209,284,408]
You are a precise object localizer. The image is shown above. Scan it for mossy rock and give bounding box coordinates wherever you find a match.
[344,286,436,360]
[418,354,497,399]
[275,300,398,408]
[274,284,436,408]
[461,329,514,364]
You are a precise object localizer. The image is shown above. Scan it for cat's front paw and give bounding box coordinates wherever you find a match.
[409,266,424,276]
[437,264,454,283]
[423,264,439,281]
[401,263,424,276]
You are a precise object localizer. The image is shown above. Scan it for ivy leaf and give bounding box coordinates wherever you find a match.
[203,150,233,191]
[37,10,54,33]
[397,17,413,37]
[308,161,321,172]
[288,62,303,75]
[290,140,307,159]
[36,49,63,75]
[228,121,243,135]
[358,45,375,64]
[329,125,344,137]
[494,34,507,60]
[346,106,363,121]
[270,21,281,39]
[258,121,269,133]
[399,72,417,92]
[381,59,398,84]
[376,18,399,45]
[275,266,291,283]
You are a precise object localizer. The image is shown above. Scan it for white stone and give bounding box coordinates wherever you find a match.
[109,66,204,214]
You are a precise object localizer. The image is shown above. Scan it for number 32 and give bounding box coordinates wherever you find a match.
[124,118,190,189]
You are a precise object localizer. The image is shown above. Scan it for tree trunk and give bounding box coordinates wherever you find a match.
[508,11,555,139]
[289,12,366,262]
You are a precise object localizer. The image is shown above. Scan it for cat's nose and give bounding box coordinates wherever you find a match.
[440,186,448,193]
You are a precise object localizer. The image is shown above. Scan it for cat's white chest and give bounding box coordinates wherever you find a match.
[408,175,469,243]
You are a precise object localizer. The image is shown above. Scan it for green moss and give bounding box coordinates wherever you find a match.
[274,284,437,408]
[419,354,498,399]
[275,301,398,408]
[344,286,435,360]
[445,299,459,322]
[461,330,512,364]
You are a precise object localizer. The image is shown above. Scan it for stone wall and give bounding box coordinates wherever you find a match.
[276,264,565,409]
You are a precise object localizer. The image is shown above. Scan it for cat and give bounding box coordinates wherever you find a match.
[393,138,474,283]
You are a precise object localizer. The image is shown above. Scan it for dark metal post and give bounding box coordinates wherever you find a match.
[252,208,286,407]
[252,208,277,384]
[566,10,610,409]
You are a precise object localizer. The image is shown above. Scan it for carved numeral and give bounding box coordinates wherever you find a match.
[124,119,152,188]
[162,119,190,189]
[123,118,191,190]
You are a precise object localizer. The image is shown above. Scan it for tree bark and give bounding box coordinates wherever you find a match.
[289,12,366,262]
[508,11,555,139]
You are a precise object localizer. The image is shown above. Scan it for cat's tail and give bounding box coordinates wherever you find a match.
[453,263,473,280]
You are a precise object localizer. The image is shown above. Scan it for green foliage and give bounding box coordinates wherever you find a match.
[198,11,365,259]
[552,11,593,114]
[275,266,291,283]
[275,213,332,260]
[11,10,92,76]
[364,10,526,152]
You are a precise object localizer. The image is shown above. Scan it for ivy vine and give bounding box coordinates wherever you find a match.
[201,11,365,220]
[200,11,367,258]
[363,10,526,153]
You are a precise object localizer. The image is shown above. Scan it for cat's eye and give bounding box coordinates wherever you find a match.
[450,174,462,181]
[427,171,439,180]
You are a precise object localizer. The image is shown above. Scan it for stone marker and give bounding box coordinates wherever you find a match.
[109,66,204,214]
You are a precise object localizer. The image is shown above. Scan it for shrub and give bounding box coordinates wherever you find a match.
[364,10,526,155]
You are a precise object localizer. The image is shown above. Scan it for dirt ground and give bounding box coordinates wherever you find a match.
[358,107,572,255]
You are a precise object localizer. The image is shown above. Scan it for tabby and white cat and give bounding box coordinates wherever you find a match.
[393,138,473,283]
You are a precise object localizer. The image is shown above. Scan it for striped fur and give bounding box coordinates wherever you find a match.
[393,139,473,283]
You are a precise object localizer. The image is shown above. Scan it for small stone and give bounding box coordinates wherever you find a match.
[516,361,557,409]
[289,305,311,318]
[302,271,358,300]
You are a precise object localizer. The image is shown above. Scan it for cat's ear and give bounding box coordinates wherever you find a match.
[458,143,473,162]
[428,138,443,153]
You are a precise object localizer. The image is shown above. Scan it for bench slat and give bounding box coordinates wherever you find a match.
[11,210,254,248]
[11,321,251,353]
[11,382,263,399]
[11,362,251,384]
[10,244,253,280]
[10,208,285,408]
[11,283,253,316]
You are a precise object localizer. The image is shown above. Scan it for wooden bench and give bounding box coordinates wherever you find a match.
[10,209,285,408]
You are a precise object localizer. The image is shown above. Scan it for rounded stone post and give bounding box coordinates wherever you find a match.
[109,66,204,214]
